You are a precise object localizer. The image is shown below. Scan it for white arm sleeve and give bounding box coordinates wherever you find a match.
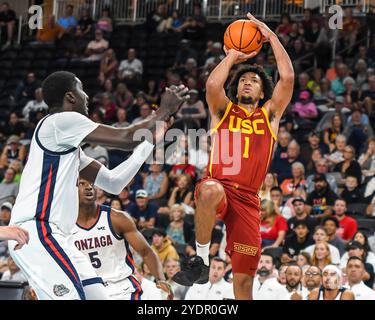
[93,140,154,195]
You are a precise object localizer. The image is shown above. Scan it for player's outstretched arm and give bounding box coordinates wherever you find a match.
[111,209,174,300]
[0,226,29,250]
[206,48,256,116]
[84,85,189,150]
[246,13,294,119]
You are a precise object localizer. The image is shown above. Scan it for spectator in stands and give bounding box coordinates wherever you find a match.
[163,258,188,300]
[342,8,360,49]
[333,199,358,242]
[297,251,312,268]
[0,135,26,170]
[143,162,169,208]
[283,221,314,258]
[96,8,113,35]
[175,89,207,129]
[134,265,163,300]
[0,2,16,50]
[98,49,118,85]
[343,77,359,110]
[185,257,234,300]
[57,4,77,34]
[95,187,110,206]
[151,228,179,265]
[344,241,375,289]
[166,204,194,250]
[334,145,362,185]
[307,68,324,95]
[275,13,292,37]
[22,88,48,123]
[325,134,346,168]
[0,201,11,225]
[301,131,329,167]
[99,93,117,123]
[118,187,134,212]
[311,241,332,270]
[36,15,64,44]
[340,231,375,271]
[354,59,368,89]
[358,137,375,178]
[77,8,94,35]
[340,176,363,205]
[0,255,26,281]
[204,42,224,68]
[259,173,278,201]
[260,199,288,249]
[303,265,322,295]
[93,78,115,104]
[322,217,346,256]
[83,29,109,61]
[270,186,293,220]
[169,151,197,184]
[9,160,22,184]
[273,131,291,163]
[306,174,338,219]
[304,226,341,265]
[278,264,308,300]
[331,63,349,95]
[128,189,157,230]
[0,168,18,204]
[346,257,375,299]
[146,3,168,33]
[165,10,183,33]
[313,78,335,110]
[280,162,306,197]
[253,253,285,300]
[288,197,319,235]
[359,75,375,116]
[178,3,206,40]
[144,79,160,105]
[306,159,338,194]
[114,83,133,111]
[272,140,303,184]
[83,143,108,166]
[324,114,344,152]
[109,197,122,211]
[118,48,143,85]
[132,103,152,125]
[289,39,311,72]
[15,72,40,107]
[112,108,129,128]
[175,39,198,67]
[3,113,27,139]
[168,174,193,208]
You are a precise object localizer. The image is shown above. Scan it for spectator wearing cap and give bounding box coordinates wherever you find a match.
[305,174,338,220]
[343,241,375,289]
[306,159,338,194]
[143,161,169,208]
[292,90,318,120]
[322,217,346,256]
[128,189,157,230]
[300,131,329,169]
[340,231,375,272]
[0,135,26,170]
[304,226,341,265]
[340,176,363,205]
[287,197,318,236]
[333,199,357,242]
[346,256,375,299]
[0,201,12,226]
[151,228,179,265]
[283,221,314,258]
[333,145,362,185]
[176,89,207,129]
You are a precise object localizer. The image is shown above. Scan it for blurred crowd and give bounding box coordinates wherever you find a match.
[0,2,374,299]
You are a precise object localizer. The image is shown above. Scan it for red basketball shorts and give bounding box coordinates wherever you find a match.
[195,178,261,276]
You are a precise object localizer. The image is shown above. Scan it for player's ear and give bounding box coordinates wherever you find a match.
[65,92,76,104]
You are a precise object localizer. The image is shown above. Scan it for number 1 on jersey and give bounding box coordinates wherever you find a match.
[243,136,250,158]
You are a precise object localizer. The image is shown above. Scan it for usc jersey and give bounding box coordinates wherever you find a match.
[207,100,276,193]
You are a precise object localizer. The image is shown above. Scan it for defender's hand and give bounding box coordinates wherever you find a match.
[0,226,30,250]
[156,280,174,300]
[159,85,189,118]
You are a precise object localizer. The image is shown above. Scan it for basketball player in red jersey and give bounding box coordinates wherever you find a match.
[173,13,294,300]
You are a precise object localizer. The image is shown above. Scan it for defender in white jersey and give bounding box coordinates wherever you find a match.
[8,71,188,300]
[73,179,173,300]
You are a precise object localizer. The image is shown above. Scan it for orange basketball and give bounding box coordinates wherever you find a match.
[224,19,263,55]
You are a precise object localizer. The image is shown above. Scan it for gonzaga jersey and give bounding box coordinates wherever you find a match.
[208,101,276,193]
[73,205,135,283]
[10,112,99,234]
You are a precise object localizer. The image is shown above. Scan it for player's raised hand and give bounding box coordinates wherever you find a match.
[159,84,190,118]
[156,280,174,300]
[223,46,257,64]
[246,12,274,42]
[0,226,30,250]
